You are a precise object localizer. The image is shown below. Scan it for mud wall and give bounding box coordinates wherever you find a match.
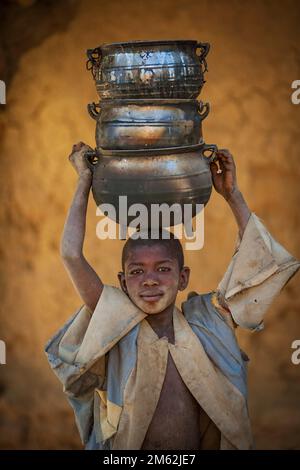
[0,0,299,449]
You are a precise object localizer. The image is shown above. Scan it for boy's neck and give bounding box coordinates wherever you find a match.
[146,303,175,341]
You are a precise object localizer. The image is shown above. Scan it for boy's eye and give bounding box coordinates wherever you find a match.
[129,267,170,275]
[130,269,143,275]
[158,266,171,272]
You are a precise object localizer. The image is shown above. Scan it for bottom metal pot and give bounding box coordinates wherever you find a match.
[85,143,217,227]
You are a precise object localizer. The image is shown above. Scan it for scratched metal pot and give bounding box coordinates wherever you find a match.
[88,99,210,150]
[86,40,210,99]
[84,143,217,227]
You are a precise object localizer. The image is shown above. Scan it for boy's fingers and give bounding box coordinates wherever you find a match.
[210,161,223,175]
[220,156,233,164]
[69,143,91,161]
[216,151,235,170]
[220,158,233,168]
[210,161,219,173]
[72,142,89,152]
[216,149,234,163]
[72,142,82,151]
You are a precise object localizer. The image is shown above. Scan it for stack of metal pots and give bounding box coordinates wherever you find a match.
[85,40,217,226]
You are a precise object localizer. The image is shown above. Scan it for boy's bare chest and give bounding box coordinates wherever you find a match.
[141,345,201,450]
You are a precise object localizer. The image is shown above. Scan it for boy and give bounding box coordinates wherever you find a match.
[45,142,300,450]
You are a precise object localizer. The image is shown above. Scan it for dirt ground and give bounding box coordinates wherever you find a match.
[0,0,299,449]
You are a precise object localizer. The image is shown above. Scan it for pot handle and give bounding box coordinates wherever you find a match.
[87,102,101,120]
[200,143,218,164]
[196,42,210,72]
[84,149,100,172]
[197,101,210,120]
[86,47,102,79]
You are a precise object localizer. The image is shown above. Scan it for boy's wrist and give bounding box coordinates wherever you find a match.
[77,170,92,187]
[226,187,243,205]
[79,169,92,180]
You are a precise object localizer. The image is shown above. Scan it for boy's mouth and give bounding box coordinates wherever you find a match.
[140,291,164,302]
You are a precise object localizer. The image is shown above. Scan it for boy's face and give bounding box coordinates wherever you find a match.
[118,244,190,315]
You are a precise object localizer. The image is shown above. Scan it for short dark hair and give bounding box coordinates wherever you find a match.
[121,229,184,272]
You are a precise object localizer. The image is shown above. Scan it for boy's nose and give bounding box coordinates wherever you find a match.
[142,278,159,286]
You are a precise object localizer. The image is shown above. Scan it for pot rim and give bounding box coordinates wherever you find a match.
[99,98,202,106]
[99,39,200,50]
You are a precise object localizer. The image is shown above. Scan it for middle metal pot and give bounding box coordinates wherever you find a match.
[88,99,210,151]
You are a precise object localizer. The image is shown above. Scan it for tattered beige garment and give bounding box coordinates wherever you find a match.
[112,306,253,450]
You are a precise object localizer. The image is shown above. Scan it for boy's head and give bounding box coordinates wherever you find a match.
[118,230,190,315]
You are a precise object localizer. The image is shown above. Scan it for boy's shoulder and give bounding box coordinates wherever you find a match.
[84,284,147,356]
[96,286,233,350]
[182,290,235,330]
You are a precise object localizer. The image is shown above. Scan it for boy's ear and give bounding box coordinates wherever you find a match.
[179,266,190,291]
[118,271,128,294]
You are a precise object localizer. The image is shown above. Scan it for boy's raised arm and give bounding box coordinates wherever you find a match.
[210,149,300,330]
[210,148,251,240]
[60,142,103,312]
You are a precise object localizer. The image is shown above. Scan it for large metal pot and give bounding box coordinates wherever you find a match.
[86,40,210,99]
[88,99,210,150]
[84,143,217,227]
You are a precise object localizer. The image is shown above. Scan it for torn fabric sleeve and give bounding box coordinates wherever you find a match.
[216,213,300,331]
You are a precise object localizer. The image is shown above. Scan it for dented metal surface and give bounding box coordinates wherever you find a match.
[84,143,217,226]
[86,40,210,99]
[85,39,217,225]
[88,99,210,150]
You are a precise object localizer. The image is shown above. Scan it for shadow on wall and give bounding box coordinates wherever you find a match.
[0,0,80,87]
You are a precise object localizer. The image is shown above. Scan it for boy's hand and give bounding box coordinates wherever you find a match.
[209,149,239,201]
[69,142,93,178]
